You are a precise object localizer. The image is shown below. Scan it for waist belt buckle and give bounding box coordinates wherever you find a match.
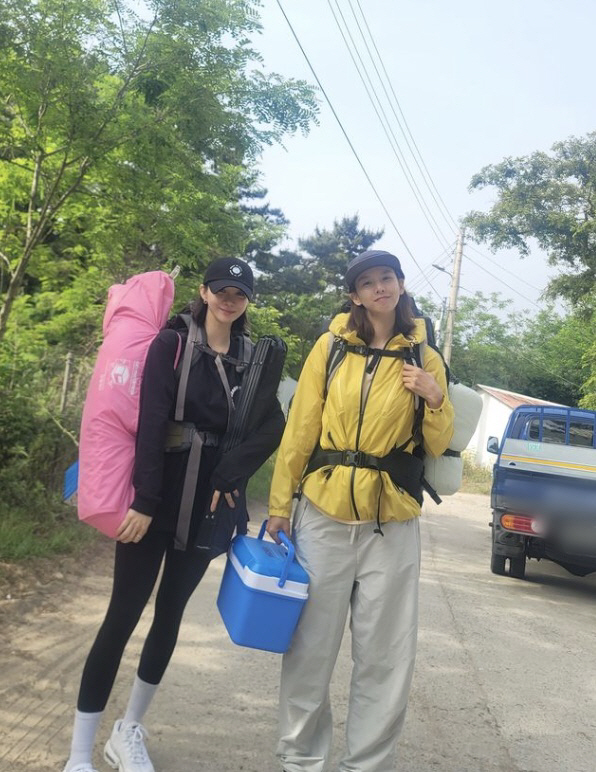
[343,450,364,467]
[200,432,219,448]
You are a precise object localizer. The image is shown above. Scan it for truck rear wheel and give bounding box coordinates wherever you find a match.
[491,552,506,575]
[509,554,526,579]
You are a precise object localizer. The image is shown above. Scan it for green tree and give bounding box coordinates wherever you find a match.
[448,293,519,388]
[439,292,585,405]
[0,0,318,340]
[464,133,596,308]
[463,133,596,405]
[255,215,383,373]
[0,0,318,540]
[511,310,590,406]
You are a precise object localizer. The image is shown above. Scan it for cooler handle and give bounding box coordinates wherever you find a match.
[258,520,295,588]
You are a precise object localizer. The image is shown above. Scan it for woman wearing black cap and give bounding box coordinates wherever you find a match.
[62,258,284,772]
[267,250,454,772]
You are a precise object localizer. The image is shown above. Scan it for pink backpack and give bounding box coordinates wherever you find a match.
[78,271,177,538]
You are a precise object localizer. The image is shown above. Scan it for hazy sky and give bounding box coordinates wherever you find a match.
[252,0,596,312]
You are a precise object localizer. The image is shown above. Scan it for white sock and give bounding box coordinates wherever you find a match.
[64,709,103,770]
[123,675,159,725]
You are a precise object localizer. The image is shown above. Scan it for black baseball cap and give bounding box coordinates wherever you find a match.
[345,250,405,291]
[203,257,254,300]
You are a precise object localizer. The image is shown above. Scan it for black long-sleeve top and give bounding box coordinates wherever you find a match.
[131,322,285,538]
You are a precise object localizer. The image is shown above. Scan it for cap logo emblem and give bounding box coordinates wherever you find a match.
[229,264,243,277]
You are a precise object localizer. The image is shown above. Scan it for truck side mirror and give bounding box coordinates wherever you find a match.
[487,436,499,454]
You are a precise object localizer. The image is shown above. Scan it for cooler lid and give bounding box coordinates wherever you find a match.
[231,534,309,585]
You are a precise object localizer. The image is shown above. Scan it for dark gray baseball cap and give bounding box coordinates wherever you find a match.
[345,250,405,290]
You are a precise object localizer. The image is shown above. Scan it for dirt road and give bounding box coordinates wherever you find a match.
[1,493,596,772]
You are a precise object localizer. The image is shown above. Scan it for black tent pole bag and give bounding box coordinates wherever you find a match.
[195,336,287,558]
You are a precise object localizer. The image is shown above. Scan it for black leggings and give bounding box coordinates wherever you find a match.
[77,530,210,713]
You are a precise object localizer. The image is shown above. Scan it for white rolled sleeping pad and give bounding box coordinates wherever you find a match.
[424,382,483,496]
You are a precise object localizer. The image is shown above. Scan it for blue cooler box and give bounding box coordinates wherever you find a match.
[217,522,309,653]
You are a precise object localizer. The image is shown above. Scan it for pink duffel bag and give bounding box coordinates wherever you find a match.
[78,271,176,537]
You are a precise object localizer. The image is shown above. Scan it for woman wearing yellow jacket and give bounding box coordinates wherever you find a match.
[267,250,454,772]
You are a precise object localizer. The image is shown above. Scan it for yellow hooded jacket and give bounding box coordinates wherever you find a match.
[269,314,455,523]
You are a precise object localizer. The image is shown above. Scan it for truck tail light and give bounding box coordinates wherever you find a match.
[501,514,543,535]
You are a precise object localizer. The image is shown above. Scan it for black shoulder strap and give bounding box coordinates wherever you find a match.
[324,335,346,399]
[177,314,253,369]
[410,342,425,446]
[237,333,254,372]
[175,315,202,421]
[324,333,413,399]
[174,314,252,423]
[391,342,425,453]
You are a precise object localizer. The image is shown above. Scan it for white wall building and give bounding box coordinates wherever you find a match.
[278,376,297,417]
[467,384,565,467]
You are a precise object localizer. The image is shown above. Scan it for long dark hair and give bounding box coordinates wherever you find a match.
[189,295,249,335]
[345,290,416,344]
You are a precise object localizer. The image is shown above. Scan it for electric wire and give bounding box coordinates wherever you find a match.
[466,242,542,293]
[327,0,453,250]
[351,0,460,232]
[407,242,455,294]
[408,264,451,296]
[275,0,442,300]
[347,0,458,234]
[483,342,581,390]
[463,251,541,308]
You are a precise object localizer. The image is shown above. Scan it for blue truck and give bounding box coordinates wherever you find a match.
[487,405,596,580]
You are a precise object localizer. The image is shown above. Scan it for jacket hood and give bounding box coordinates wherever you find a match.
[328,312,428,347]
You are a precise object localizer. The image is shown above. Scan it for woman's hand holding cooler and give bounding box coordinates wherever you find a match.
[266,515,291,543]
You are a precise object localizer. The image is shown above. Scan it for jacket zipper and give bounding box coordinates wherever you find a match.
[322,431,337,482]
[350,351,382,520]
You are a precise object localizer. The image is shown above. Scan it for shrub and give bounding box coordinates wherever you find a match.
[460,452,492,495]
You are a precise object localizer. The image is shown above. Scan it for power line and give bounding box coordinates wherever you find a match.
[327,0,453,250]
[463,251,541,308]
[351,0,460,233]
[408,262,452,296]
[431,262,474,295]
[466,242,543,293]
[275,0,442,300]
[408,242,456,294]
[488,341,581,390]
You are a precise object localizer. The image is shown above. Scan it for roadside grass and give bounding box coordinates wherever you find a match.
[1,456,276,566]
[1,451,490,566]
[246,453,276,504]
[0,502,96,562]
[460,452,492,495]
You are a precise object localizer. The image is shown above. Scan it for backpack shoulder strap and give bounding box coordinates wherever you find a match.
[325,333,415,399]
[324,333,347,399]
[407,339,450,453]
[411,341,425,445]
[175,315,202,421]
[174,315,253,421]
[237,333,254,372]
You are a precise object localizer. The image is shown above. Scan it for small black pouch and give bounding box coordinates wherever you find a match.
[194,483,249,559]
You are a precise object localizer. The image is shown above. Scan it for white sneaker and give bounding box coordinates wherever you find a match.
[62,764,99,772]
[103,719,155,772]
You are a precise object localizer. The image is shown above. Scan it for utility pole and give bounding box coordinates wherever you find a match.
[435,297,447,347]
[442,229,464,366]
